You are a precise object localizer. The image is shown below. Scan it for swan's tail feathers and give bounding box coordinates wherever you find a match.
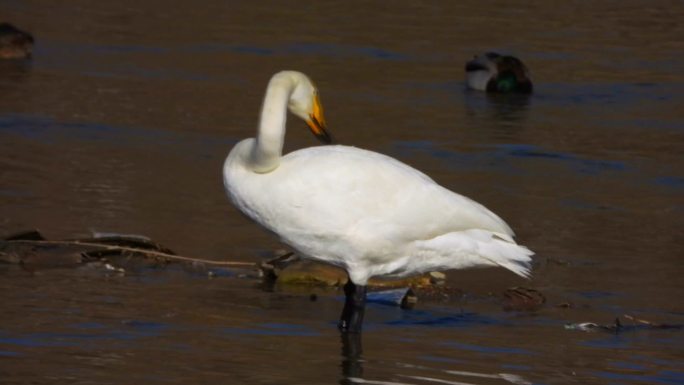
[415,230,534,279]
[479,231,534,279]
[490,245,534,279]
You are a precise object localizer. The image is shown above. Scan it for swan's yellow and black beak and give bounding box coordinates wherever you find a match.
[307,92,334,144]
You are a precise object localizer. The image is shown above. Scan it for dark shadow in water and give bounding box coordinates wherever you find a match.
[0,59,32,82]
[463,90,532,138]
[339,332,363,385]
[483,92,532,121]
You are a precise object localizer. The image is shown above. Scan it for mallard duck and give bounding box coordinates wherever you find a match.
[466,52,532,93]
[0,23,34,59]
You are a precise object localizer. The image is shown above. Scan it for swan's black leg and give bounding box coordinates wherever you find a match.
[338,280,367,333]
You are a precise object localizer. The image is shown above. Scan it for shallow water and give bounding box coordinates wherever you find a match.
[1,1,683,384]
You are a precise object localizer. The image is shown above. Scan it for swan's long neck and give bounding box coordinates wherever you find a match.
[249,75,296,173]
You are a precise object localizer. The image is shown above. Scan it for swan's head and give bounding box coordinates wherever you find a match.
[283,71,333,144]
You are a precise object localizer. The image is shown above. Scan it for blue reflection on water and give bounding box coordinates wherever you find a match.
[394,140,631,177]
[0,319,167,349]
[220,323,319,337]
[0,114,233,157]
[441,341,533,355]
[383,307,503,328]
[654,176,684,189]
[591,369,684,385]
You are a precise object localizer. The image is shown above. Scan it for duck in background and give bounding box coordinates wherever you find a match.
[465,52,532,94]
[0,23,34,59]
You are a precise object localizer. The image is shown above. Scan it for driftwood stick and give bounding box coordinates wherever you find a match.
[5,239,256,267]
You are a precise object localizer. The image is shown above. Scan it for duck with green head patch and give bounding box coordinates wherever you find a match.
[465,52,532,94]
[0,23,34,59]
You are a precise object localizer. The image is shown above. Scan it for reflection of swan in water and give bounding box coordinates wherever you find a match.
[466,52,532,94]
[338,330,534,385]
[0,23,34,59]
[223,71,534,333]
[339,333,363,385]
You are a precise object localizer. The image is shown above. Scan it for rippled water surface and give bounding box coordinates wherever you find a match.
[1,1,683,384]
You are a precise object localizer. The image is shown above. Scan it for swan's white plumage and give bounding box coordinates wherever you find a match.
[224,71,533,285]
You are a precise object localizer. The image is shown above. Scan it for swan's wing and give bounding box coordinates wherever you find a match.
[253,145,514,244]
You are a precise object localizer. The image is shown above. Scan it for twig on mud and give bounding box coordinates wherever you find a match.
[4,239,255,267]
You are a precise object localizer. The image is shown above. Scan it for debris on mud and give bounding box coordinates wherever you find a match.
[259,253,437,289]
[366,287,418,309]
[0,230,539,311]
[565,314,683,333]
[0,229,253,273]
[502,286,546,311]
[258,253,450,308]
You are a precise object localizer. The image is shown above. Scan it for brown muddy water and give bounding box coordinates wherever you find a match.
[1,1,683,384]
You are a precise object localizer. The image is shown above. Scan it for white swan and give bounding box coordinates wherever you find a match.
[223,71,534,332]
